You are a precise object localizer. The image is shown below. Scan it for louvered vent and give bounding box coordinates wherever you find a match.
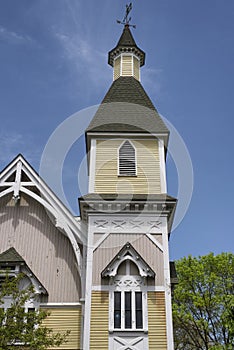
[122,55,132,76]
[119,141,136,176]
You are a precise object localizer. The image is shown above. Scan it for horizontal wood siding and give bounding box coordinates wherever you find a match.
[90,291,109,349]
[95,139,161,194]
[0,194,80,302]
[93,233,164,286]
[133,56,140,80]
[114,57,121,80]
[43,307,81,349]
[148,292,167,349]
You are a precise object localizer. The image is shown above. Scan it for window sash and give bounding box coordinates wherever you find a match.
[125,292,132,329]
[113,291,143,330]
[114,292,121,329]
[135,292,143,329]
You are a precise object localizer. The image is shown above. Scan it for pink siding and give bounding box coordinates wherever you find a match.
[93,233,164,285]
[0,194,80,302]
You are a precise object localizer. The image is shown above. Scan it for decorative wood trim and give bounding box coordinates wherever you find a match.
[162,222,174,350]
[101,242,155,278]
[83,224,94,350]
[159,139,167,193]
[89,139,96,193]
[0,155,83,282]
[92,285,165,292]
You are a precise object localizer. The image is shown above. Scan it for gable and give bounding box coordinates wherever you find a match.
[0,192,81,302]
[0,247,47,295]
[0,247,24,263]
[0,154,83,277]
[101,242,155,278]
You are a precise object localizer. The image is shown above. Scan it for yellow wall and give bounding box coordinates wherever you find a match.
[114,57,121,80]
[148,292,167,349]
[90,291,109,349]
[95,139,161,194]
[42,307,81,349]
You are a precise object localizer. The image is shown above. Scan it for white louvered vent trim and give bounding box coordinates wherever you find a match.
[118,141,136,176]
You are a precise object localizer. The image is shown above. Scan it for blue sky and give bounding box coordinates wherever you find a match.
[0,0,234,260]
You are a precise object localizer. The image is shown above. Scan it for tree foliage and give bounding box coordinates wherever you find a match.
[0,273,70,349]
[172,253,234,350]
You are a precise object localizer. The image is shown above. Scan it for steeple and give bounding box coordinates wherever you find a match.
[86,22,169,148]
[81,7,177,350]
[108,24,145,81]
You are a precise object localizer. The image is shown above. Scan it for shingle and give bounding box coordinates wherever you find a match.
[79,193,176,202]
[0,247,25,263]
[86,76,169,135]
[116,24,137,47]
[108,25,145,66]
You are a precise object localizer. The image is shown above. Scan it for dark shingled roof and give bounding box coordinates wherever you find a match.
[117,24,137,47]
[86,76,169,135]
[108,25,145,66]
[79,193,176,202]
[0,247,25,263]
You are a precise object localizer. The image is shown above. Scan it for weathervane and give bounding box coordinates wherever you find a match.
[117,2,136,28]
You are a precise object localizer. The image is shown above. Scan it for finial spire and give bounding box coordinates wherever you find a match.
[117,2,136,28]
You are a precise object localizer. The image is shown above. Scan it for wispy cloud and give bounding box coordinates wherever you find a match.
[54,30,108,86]
[0,25,33,45]
[0,132,40,168]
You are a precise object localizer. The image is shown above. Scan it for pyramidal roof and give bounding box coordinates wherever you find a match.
[117,24,137,47]
[108,24,145,66]
[86,76,169,136]
[0,247,25,263]
[87,25,169,145]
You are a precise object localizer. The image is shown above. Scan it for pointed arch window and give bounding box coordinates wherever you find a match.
[102,243,155,332]
[113,259,144,330]
[118,140,136,176]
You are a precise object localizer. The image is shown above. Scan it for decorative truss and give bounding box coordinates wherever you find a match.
[0,154,85,278]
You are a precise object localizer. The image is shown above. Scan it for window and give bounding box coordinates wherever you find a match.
[114,290,143,330]
[1,306,37,344]
[125,291,132,328]
[114,291,121,329]
[118,140,136,176]
[135,292,143,329]
[0,263,40,329]
[102,243,155,333]
[111,260,145,331]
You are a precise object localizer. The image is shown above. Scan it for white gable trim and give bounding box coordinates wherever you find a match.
[0,155,83,279]
[101,242,155,279]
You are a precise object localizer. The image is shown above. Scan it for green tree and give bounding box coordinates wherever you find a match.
[0,273,70,349]
[173,253,234,350]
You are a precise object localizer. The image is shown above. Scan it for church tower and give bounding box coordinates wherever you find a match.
[79,7,177,350]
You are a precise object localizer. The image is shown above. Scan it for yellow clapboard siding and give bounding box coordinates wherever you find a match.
[42,307,81,349]
[148,292,167,349]
[133,56,140,80]
[95,139,161,194]
[90,291,109,349]
[114,56,121,80]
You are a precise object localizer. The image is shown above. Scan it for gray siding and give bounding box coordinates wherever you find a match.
[92,233,164,286]
[0,194,80,302]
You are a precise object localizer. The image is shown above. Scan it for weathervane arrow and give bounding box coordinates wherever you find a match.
[117,2,136,28]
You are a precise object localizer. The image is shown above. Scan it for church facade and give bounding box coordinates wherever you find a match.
[0,19,177,350]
